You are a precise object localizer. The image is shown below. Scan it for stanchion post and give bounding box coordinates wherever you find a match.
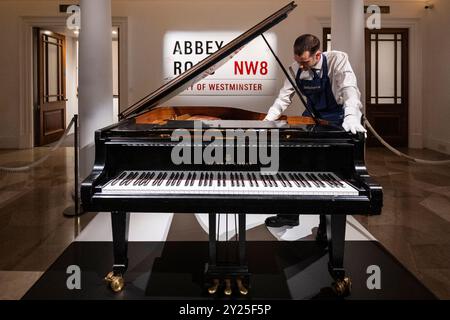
[63,114,84,217]
[74,114,79,215]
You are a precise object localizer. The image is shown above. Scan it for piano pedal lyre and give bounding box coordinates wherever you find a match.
[236,277,248,296]
[207,279,220,295]
[104,271,125,293]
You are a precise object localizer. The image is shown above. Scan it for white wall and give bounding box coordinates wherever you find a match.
[112,0,331,116]
[0,0,447,152]
[422,0,450,155]
[0,1,69,148]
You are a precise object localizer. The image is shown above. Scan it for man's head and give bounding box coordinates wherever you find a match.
[293,34,322,71]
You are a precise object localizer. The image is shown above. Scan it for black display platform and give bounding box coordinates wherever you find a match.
[22,241,436,300]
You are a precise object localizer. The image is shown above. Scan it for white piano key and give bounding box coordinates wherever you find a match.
[102,170,359,196]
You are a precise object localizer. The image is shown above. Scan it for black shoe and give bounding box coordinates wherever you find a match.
[265,216,299,228]
[315,227,328,245]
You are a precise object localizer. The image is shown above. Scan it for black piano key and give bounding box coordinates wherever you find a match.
[265,174,273,187]
[176,172,184,186]
[124,172,139,186]
[199,172,204,187]
[312,173,326,187]
[190,172,196,187]
[111,172,127,186]
[152,172,162,186]
[328,174,340,187]
[319,173,335,188]
[218,172,221,187]
[276,173,287,187]
[306,173,320,188]
[142,172,155,186]
[166,172,175,186]
[281,173,292,187]
[260,174,268,187]
[292,173,305,187]
[240,172,245,187]
[119,172,134,186]
[288,173,301,187]
[133,172,147,186]
[223,172,226,187]
[251,173,259,187]
[327,173,344,187]
[313,173,325,188]
[209,172,213,187]
[247,173,253,187]
[230,172,235,187]
[304,173,317,187]
[269,175,277,187]
[138,172,149,186]
[157,172,167,186]
[171,172,179,186]
[297,173,311,187]
[328,175,340,187]
[184,172,192,186]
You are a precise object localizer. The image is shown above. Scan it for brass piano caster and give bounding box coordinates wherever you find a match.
[236,278,248,296]
[105,271,125,293]
[332,277,351,297]
[208,279,220,295]
[224,279,232,296]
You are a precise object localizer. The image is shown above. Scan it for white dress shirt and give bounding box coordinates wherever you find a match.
[265,50,363,121]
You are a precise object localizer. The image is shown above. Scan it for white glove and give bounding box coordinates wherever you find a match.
[342,114,367,137]
[264,111,280,121]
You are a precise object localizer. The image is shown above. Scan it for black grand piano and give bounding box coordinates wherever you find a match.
[81,1,382,297]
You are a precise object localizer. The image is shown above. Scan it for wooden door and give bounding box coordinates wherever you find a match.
[365,28,409,147]
[323,27,409,147]
[37,30,66,146]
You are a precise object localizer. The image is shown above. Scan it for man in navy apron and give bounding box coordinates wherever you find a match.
[264,34,366,230]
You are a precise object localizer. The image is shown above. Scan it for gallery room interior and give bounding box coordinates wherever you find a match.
[0,0,449,301]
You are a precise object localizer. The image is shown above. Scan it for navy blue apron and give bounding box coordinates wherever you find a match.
[296,55,344,125]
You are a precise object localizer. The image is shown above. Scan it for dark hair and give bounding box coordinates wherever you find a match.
[293,34,321,56]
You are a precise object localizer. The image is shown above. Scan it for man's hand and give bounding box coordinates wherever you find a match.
[342,114,367,137]
[264,112,280,121]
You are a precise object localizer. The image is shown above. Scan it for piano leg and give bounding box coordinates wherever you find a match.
[238,213,246,266]
[105,211,130,293]
[208,213,217,267]
[326,214,351,296]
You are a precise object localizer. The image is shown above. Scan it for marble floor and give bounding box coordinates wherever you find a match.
[0,146,449,299]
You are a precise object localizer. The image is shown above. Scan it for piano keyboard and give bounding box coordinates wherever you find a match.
[101,171,359,196]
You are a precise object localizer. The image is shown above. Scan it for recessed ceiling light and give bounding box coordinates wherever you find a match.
[74,30,79,35]
[112,30,117,35]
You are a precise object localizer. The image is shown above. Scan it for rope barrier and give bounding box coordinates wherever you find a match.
[0,116,77,172]
[363,116,450,165]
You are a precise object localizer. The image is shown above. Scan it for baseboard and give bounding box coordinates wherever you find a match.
[424,136,450,155]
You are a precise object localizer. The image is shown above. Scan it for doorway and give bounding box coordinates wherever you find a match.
[32,26,121,147]
[323,28,409,147]
[34,29,67,146]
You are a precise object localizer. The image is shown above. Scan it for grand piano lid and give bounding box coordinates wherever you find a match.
[119,1,297,120]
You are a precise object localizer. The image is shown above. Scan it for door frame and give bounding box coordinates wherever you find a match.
[19,16,128,148]
[317,17,423,149]
[37,29,67,146]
